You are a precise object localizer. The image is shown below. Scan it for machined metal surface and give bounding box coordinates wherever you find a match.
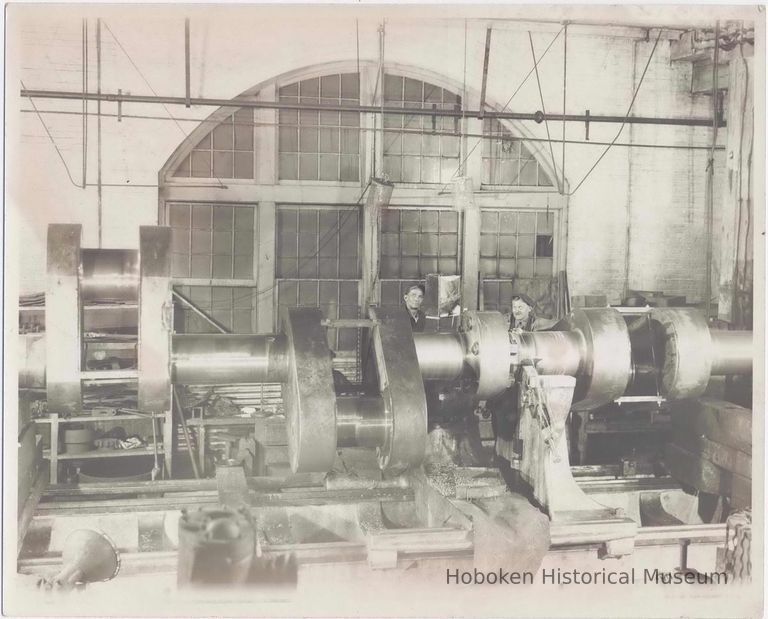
[282,307,338,473]
[138,227,172,419]
[515,331,582,376]
[709,329,752,375]
[80,248,139,303]
[336,396,388,448]
[171,334,288,385]
[46,224,83,414]
[649,308,713,399]
[460,311,512,399]
[19,334,46,389]
[367,306,427,471]
[564,308,632,409]
[412,333,465,381]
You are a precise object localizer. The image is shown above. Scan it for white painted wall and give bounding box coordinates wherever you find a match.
[7,5,747,303]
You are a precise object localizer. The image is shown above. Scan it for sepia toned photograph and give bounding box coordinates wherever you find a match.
[2,3,764,617]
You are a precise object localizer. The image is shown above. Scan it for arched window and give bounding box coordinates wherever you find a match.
[171,108,255,179]
[382,75,462,184]
[482,118,554,187]
[278,73,361,182]
[160,64,566,338]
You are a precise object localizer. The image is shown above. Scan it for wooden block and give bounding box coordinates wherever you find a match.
[731,473,752,509]
[672,398,751,454]
[672,429,751,478]
[216,465,249,508]
[665,443,751,507]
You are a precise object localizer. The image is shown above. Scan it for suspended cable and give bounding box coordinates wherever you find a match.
[561,23,568,191]
[82,19,88,188]
[22,80,84,189]
[528,30,561,193]
[435,26,566,196]
[563,28,664,197]
[102,20,227,190]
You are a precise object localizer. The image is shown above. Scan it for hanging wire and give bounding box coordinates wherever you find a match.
[528,30,561,193]
[562,28,664,196]
[561,23,568,192]
[102,20,227,190]
[435,25,566,196]
[22,80,84,189]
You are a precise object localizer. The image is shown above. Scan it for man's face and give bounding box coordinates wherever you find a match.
[511,298,532,322]
[404,288,424,311]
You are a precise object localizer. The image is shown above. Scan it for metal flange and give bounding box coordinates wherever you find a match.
[564,308,632,409]
[460,311,512,399]
[281,307,337,473]
[649,308,713,399]
[367,306,427,472]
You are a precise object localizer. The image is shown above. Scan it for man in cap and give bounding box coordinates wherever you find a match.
[403,283,426,332]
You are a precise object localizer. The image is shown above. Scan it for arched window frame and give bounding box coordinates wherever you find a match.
[158,60,570,335]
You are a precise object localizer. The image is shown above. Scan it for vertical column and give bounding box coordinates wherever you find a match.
[256,83,278,333]
[46,224,82,414]
[361,179,393,308]
[461,84,484,312]
[49,413,60,485]
[138,226,173,472]
[255,84,277,185]
[257,202,276,333]
[718,58,753,327]
[359,63,379,182]
[359,64,382,312]
[464,117,485,189]
[455,177,480,309]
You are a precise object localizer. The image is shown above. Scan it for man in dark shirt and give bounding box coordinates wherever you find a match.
[403,284,426,332]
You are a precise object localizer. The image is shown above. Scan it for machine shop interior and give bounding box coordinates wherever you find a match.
[5,4,762,615]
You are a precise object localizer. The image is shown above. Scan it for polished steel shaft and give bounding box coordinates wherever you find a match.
[710,330,753,375]
[171,334,288,385]
[516,331,583,376]
[336,396,389,448]
[412,333,466,381]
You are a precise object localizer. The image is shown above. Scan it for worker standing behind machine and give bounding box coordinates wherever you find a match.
[403,284,426,332]
[509,294,540,332]
[492,293,544,482]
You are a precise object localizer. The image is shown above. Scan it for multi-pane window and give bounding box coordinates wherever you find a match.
[480,210,554,279]
[379,209,459,279]
[480,209,555,315]
[278,74,360,182]
[174,285,256,333]
[382,76,462,184]
[169,203,255,279]
[482,118,554,187]
[276,207,359,279]
[276,206,360,350]
[277,280,359,350]
[173,109,255,179]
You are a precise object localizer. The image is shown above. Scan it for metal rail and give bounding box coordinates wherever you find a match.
[20,89,723,128]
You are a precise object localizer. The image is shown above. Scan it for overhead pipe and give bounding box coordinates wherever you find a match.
[20,89,724,128]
